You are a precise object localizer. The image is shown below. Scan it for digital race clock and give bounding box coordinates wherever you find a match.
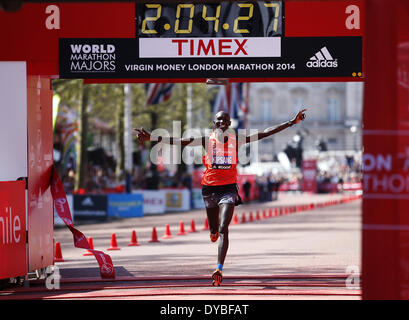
[136,1,283,58]
[59,1,363,80]
[136,1,283,38]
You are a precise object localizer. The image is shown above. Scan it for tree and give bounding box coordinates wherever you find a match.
[76,83,90,190]
[52,79,91,190]
[52,80,214,191]
[53,80,125,190]
[135,83,213,176]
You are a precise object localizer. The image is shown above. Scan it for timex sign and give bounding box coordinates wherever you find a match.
[139,37,281,58]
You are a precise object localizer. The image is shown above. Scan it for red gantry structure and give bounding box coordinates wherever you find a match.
[0,0,408,299]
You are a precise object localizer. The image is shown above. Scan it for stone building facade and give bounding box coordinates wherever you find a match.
[246,82,363,162]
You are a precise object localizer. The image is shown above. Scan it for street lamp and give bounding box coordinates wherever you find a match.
[350,125,358,150]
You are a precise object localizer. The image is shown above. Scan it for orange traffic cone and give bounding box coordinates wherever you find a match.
[268,209,273,218]
[149,227,160,243]
[54,242,64,262]
[128,230,139,246]
[255,211,260,221]
[232,214,239,225]
[188,219,197,233]
[107,233,120,250]
[177,221,186,235]
[162,224,173,239]
[241,212,246,223]
[83,237,94,256]
[262,210,267,219]
[249,211,254,222]
[203,218,209,230]
[274,208,278,217]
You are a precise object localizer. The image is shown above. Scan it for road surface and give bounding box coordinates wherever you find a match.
[0,193,361,300]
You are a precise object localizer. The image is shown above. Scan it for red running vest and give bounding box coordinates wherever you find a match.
[201,131,237,186]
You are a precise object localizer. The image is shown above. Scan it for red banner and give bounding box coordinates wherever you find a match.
[27,75,54,272]
[0,181,26,280]
[362,0,409,299]
[302,159,317,193]
[50,166,115,279]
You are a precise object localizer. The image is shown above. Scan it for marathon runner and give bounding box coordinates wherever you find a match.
[134,108,306,286]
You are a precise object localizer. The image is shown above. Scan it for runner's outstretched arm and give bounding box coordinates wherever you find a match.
[133,127,207,147]
[245,109,307,143]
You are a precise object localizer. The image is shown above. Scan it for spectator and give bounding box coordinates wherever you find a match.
[243,180,251,202]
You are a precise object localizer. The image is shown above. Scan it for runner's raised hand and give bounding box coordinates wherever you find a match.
[291,109,307,125]
[133,127,151,142]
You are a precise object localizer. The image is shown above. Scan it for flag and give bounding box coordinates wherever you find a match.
[229,83,247,129]
[211,83,249,129]
[145,83,175,105]
[55,105,78,171]
[211,85,228,116]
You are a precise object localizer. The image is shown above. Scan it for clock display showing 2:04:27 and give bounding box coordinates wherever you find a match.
[137,1,283,38]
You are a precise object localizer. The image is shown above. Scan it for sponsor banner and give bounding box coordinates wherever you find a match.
[343,182,362,191]
[279,180,300,192]
[54,194,73,226]
[362,151,409,198]
[0,62,29,278]
[361,1,409,298]
[192,188,205,209]
[59,36,362,79]
[139,37,281,58]
[164,189,191,212]
[132,190,166,215]
[73,194,108,220]
[27,75,54,272]
[0,181,26,279]
[107,194,143,218]
[302,159,317,193]
[50,166,115,279]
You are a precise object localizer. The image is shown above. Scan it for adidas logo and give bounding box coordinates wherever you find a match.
[81,197,94,206]
[306,47,338,68]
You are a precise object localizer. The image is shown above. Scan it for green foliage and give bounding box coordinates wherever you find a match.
[52,79,82,112]
[52,80,216,184]
[53,80,215,135]
[131,83,214,132]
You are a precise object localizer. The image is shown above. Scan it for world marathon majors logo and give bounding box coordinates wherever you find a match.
[68,43,117,72]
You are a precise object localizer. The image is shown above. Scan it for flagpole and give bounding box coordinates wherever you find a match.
[244,82,250,129]
[187,83,193,135]
[124,83,133,192]
[187,83,193,175]
[226,81,232,115]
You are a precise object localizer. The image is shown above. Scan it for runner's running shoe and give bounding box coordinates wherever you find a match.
[210,232,219,242]
[212,269,223,286]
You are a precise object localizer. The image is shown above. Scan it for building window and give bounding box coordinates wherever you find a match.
[290,86,308,115]
[327,98,340,123]
[293,97,304,114]
[260,98,272,122]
